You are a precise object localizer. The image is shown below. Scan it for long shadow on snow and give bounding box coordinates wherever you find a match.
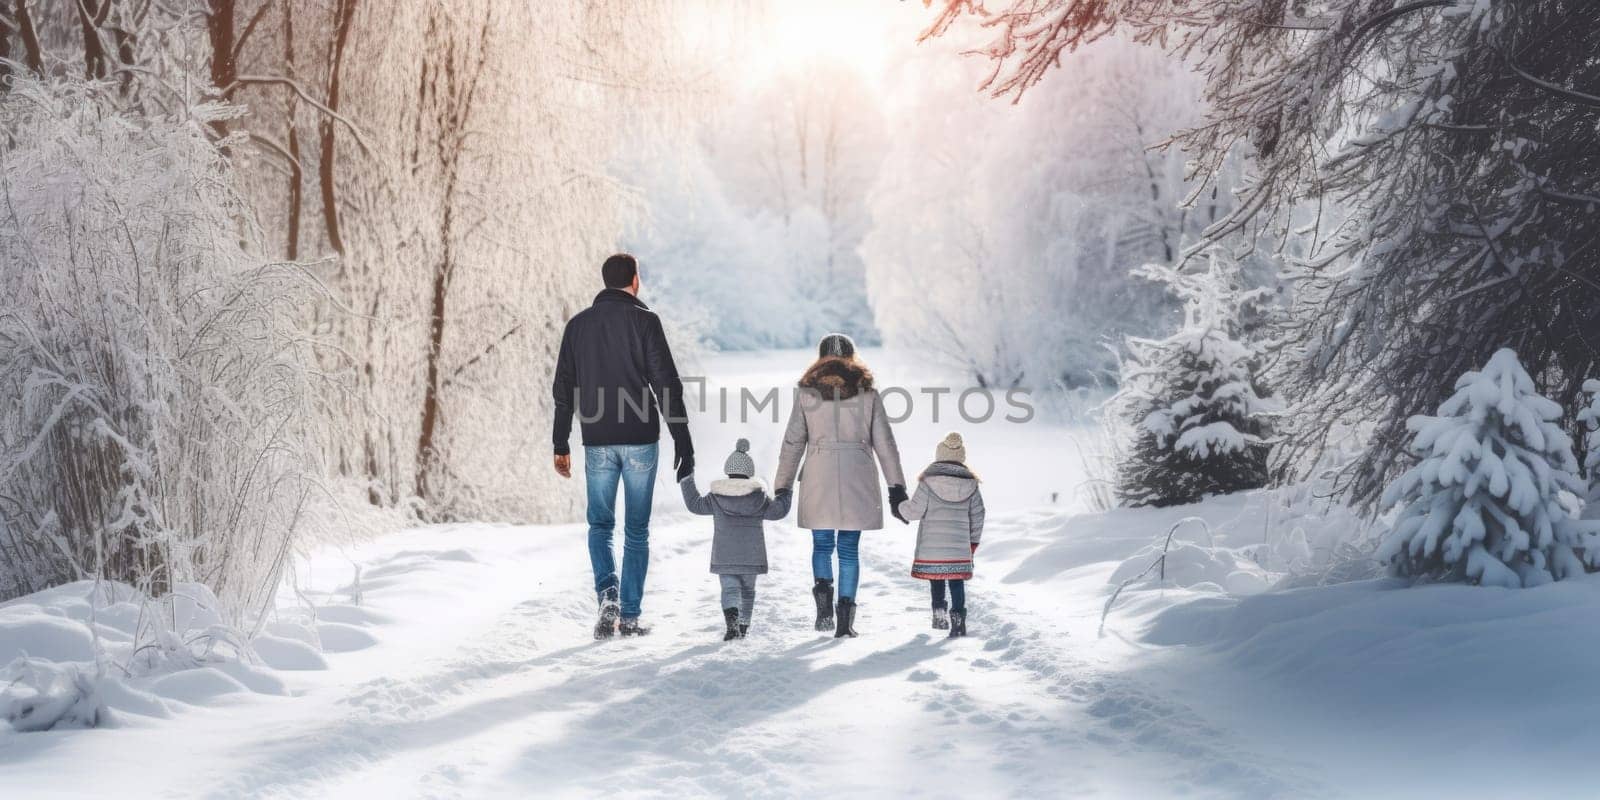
[497,633,946,788]
[214,632,941,797]
[208,638,718,797]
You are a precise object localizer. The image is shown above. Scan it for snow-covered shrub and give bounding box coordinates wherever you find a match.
[1378,350,1600,588]
[1114,254,1279,507]
[0,657,107,733]
[0,77,323,620]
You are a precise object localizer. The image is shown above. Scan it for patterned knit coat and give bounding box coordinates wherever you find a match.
[896,462,985,580]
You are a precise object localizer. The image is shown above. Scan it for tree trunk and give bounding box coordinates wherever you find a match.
[319,0,357,255]
[112,18,135,91]
[283,1,301,260]
[414,209,451,507]
[13,1,42,77]
[0,8,12,87]
[76,0,111,79]
[414,14,490,515]
[206,0,237,138]
[416,131,464,511]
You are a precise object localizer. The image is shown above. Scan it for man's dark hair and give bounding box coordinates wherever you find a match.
[602,253,638,289]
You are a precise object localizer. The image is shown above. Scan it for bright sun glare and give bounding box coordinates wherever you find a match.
[766,2,894,72]
[725,0,908,90]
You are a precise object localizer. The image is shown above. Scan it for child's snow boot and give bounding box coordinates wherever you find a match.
[619,618,651,637]
[723,607,741,641]
[594,587,620,640]
[932,607,950,631]
[948,610,966,638]
[739,623,749,638]
[812,579,834,632]
[834,598,858,638]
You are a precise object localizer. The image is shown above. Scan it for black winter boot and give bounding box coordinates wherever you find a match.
[812,579,835,632]
[739,623,749,638]
[948,610,966,638]
[932,607,950,631]
[619,618,651,637]
[723,607,741,642]
[594,587,620,640]
[834,598,858,638]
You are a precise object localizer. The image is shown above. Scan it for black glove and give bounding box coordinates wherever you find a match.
[888,484,909,524]
[775,488,792,500]
[674,451,695,482]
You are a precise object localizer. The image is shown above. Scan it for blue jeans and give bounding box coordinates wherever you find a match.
[811,529,861,599]
[585,443,658,618]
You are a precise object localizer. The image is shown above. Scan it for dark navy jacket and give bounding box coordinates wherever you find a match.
[551,289,691,457]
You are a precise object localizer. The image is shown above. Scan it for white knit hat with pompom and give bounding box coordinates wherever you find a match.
[936,432,966,464]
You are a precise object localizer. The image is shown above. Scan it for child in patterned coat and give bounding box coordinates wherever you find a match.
[895,432,984,637]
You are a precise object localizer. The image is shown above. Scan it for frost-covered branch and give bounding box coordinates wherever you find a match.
[926,0,1600,510]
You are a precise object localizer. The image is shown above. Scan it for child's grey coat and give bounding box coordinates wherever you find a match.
[680,476,791,575]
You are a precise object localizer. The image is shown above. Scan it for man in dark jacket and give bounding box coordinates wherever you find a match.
[552,254,694,639]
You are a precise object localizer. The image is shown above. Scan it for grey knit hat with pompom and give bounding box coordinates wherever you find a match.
[724,438,756,478]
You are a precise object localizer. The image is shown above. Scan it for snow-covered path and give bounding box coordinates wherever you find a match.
[0,348,1322,799]
[1,506,1308,799]
[14,349,1600,798]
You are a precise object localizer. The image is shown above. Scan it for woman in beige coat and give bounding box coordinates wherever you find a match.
[774,334,907,638]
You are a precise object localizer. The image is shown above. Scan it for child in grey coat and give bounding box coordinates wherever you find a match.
[680,438,792,640]
[896,432,985,638]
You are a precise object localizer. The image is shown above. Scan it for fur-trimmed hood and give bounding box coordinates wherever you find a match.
[799,357,874,400]
[919,461,979,502]
[708,477,771,517]
[709,477,764,497]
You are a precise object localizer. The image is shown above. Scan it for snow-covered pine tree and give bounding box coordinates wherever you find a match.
[1114,252,1279,507]
[1378,350,1600,588]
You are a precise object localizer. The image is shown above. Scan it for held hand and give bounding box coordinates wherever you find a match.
[554,453,572,479]
[887,484,909,524]
[674,452,695,482]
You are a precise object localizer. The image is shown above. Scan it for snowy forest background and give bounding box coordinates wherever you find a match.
[3,0,1600,633]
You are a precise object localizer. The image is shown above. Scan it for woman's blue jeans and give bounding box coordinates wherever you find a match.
[811,529,861,599]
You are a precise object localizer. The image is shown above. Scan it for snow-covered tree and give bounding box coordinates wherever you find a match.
[618,143,802,351]
[1378,350,1600,588]
[0,1,702,611]
[1577,379,1600,489]
[631,55,887,351]
[865,34,1223,388]
[1114,252,1279,507]
[924,0,1600,510]
[155,0,699,522]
